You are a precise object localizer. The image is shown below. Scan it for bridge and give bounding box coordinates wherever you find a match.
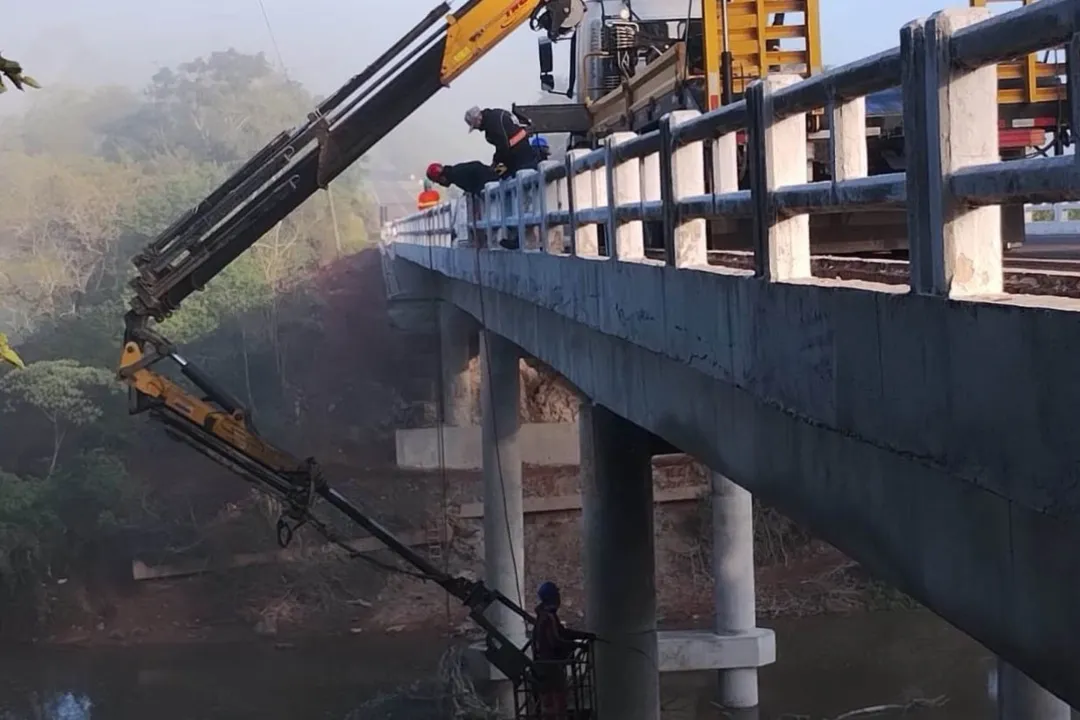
[380,3,1080,718]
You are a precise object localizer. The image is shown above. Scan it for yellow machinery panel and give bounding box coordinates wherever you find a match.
[701,0,822,109]
[970,0,1067,107]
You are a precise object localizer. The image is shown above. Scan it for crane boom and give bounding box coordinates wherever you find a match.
[127,0,575,323]
[117,2,596,713]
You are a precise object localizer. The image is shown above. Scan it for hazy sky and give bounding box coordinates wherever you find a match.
[4,0,973,161]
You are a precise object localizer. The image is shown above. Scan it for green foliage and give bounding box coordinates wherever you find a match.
[0,359,117,426]
[107,49,311,165]
[0,469,54,577]
[0,46,377,620]
[49,450,140,539]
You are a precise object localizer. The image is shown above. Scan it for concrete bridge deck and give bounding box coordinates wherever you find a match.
[382,2,1080,717]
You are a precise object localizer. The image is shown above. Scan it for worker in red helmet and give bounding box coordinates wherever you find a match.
[425,161,500,196]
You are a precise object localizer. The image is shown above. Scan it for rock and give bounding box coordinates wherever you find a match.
[108,630,125,641]
[96,622,105,632]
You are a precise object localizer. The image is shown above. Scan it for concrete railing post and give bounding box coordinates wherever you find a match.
[902,8,1001,297]
[538,161,565,254]
[710,131,740,240]
[480,329,525,715]
[712,132,739,194]
[642,149,662,252]
[829,96,868,181]
[567,149,599,257]
[747,74,811,281]
[484,182,500,249]
[606,132,645,261]
[517,170,539,250]
[664,110,708,268]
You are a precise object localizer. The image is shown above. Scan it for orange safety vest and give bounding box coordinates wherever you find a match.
[417,189,441,210]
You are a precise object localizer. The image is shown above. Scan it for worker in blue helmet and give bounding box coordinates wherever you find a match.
[530,134,552,162]
[530,581,593,718]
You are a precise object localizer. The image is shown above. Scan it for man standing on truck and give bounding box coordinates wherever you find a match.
[464,105,539,177]
[531,580,593,719]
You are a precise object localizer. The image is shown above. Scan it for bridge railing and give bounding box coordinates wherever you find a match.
[383,0,1080,299]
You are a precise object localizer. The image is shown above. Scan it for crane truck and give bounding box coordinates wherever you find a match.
[514,0,1066,253]
[117,2,597,718]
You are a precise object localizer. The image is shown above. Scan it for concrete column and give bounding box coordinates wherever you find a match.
[712,473,758,709]
[480,330,525,716]
[580,400,660,720]
[998,661,1073,720]
[438,302,477,427]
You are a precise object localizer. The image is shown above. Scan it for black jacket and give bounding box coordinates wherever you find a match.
[434,161,500,195]
[477,108,538,174]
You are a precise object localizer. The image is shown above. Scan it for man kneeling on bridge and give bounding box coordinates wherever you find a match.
[426,161,500,197]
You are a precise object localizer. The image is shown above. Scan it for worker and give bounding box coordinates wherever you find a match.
[416,180,441,211]
[0,333,25,370]
[426,161,500,197]
[464,105,539,177]
[530,134,552,162]
[531,580,593,719]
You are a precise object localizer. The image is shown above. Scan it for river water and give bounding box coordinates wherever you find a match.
[0,611,995,719]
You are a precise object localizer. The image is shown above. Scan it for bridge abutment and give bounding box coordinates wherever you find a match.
[480,329,525,716]
[580,400,661,720]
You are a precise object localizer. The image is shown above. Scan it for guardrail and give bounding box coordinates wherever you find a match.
[383,0,1080,299]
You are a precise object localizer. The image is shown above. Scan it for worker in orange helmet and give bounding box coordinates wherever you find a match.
[416,179,441,211]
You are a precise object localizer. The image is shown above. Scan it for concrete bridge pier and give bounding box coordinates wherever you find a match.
[997,661,1075,720]
[480,329,526,716]
[437,301,477,426]
[580,401,661,720]
[712,473,759,715]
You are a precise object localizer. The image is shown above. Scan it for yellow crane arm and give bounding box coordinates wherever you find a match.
[113,5,593,693]
[441,0,544,82]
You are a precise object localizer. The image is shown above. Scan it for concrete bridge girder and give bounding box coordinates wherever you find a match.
[394,245,1080,711]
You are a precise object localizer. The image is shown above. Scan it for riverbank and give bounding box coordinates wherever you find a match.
[36,536,912,648]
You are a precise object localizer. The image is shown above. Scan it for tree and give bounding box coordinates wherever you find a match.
[0,360,119,478]
[0,469,53,579]
[106,49,312,165]
[0,152,142,321]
